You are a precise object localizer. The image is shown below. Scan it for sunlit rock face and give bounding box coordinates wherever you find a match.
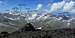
[24,10,75,30]
[25,13,70,30]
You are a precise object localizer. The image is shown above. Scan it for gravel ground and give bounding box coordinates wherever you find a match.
[0,28,75,38]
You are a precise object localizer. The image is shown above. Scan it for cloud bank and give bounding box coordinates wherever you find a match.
[49,0,75,13]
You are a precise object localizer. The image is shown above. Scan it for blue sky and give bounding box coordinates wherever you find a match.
[0,0,75,12]
[0,0,63,12]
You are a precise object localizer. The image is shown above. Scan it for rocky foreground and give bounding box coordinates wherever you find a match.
[0,28,75,38]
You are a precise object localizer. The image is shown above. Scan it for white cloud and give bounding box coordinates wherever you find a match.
[49,0,75,13]
[50,1,65,12]
[36,4,43,10]
[63,1,75,12]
